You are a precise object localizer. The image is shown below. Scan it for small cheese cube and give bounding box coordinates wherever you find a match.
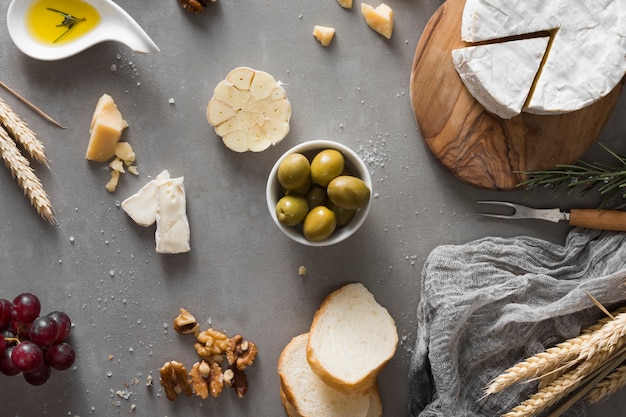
[361,3,394,39]
[121,170,170,227]
[155,176,191,254]
[86,94,128,162]
[313,25,336,47]
[337,0,352,9]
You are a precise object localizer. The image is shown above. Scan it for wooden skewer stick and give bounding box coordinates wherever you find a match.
[0,81,66,129]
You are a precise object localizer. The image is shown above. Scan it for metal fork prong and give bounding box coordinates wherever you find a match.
[475,201,518,217]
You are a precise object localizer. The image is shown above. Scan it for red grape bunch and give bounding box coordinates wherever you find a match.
[0,293,75,385]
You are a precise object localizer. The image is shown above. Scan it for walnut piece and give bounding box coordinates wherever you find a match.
[189,361,211,399]
[226,335,258,370]
[195,328,230,362]
[173,308,200,335]
[208,362,224,397]
[176,0,216,14]
[159,361,192,401]
[228,365,249,398]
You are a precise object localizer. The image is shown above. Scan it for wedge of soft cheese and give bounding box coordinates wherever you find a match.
[121,170,170,227]
[313,25,336,47]
[86,94,128,162]
[456,0,626,117]
[361,3,393,39]
[452,37,549,119]
[155,176,191,254]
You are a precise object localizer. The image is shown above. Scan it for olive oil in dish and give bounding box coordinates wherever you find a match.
[26,0,100,45]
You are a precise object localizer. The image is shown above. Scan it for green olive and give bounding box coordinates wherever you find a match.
[287,175,311,196]
[327,176,371,210]
[303,206,337,242]
[306,185,327,209]
[328,201,357,227]
[275,195,309,226]
[277,153,311,191]
[310,149,344,187]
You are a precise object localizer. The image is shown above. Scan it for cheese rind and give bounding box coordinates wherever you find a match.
[155,176,191,254]
[361,3,394,39]
[458,0,626,116]
[86,94,128,162]
[121,170,170,227]
[452,37,549,119]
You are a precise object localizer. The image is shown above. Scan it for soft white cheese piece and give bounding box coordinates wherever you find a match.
[458,0,626,116]
[452,37,549,119]
[121,170,170,226]
[155,176,191,254]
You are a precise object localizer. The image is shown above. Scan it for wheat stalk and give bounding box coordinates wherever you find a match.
[486,306,626,395]
[0,96,47,165]
[586,364,626,404]
[0,126,54,223]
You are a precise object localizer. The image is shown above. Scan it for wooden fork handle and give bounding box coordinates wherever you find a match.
[569,209,626,232]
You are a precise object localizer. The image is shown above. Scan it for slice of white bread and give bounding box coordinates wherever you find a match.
[278,333,371,417]
[280,384,383,417]
[306,282,398,394]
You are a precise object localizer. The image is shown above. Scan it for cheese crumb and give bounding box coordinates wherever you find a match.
[361,3,394,39]
[337,0,352,9]
[313,25,336,47]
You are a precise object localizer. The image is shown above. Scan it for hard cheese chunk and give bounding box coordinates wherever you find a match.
[457,0,626,116]
[452,37,549,119]
[155,176,191,254]
[121,170,170,226]
[86,94,128,162]
[361,3,393,39]
[337,0,352,9]
[313,25,336,47]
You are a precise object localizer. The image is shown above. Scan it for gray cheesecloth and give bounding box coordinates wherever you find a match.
[409,228,626,417]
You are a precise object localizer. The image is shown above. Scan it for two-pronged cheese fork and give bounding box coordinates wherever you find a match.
[476,201,626,232]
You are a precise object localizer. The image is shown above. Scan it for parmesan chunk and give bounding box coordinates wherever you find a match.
[361,3,393,39]
[86,94,128,162]
[313,25,336,47]
[155,176,190,254]
[337,0,352,9]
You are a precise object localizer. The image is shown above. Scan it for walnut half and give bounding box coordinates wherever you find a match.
[159,361,192,401]
[226,335,258,370]
[173,308,200,335]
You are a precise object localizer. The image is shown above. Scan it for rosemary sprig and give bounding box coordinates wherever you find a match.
[46,8,86,43]
[517,144,626,208]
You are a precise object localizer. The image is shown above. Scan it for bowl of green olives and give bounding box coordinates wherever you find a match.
[266,140,372,246]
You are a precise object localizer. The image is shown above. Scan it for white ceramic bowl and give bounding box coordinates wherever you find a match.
[266,140,372,246]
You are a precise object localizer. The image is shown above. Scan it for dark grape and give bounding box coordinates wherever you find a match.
[29,316,59,347]
[23,361,51,385]
[11,293,41,324]
[47,311,72,343]
[0,346,20,376]
[1,329,17,347]
[0,335,5,357]
[46,343,75,370]
[11,341,43,372]
[0,299,11,330]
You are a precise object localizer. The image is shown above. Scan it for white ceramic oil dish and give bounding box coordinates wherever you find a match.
[267,140,373,247]
[7,0,159,61]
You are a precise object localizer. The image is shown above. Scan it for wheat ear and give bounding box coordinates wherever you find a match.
[577,311,626,361]
[0,126,54,223]
[0,97,47,165]
[486,307,626,395]
[586,365,626,404]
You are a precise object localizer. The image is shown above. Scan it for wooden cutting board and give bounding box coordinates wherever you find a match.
[410,0,624,190]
